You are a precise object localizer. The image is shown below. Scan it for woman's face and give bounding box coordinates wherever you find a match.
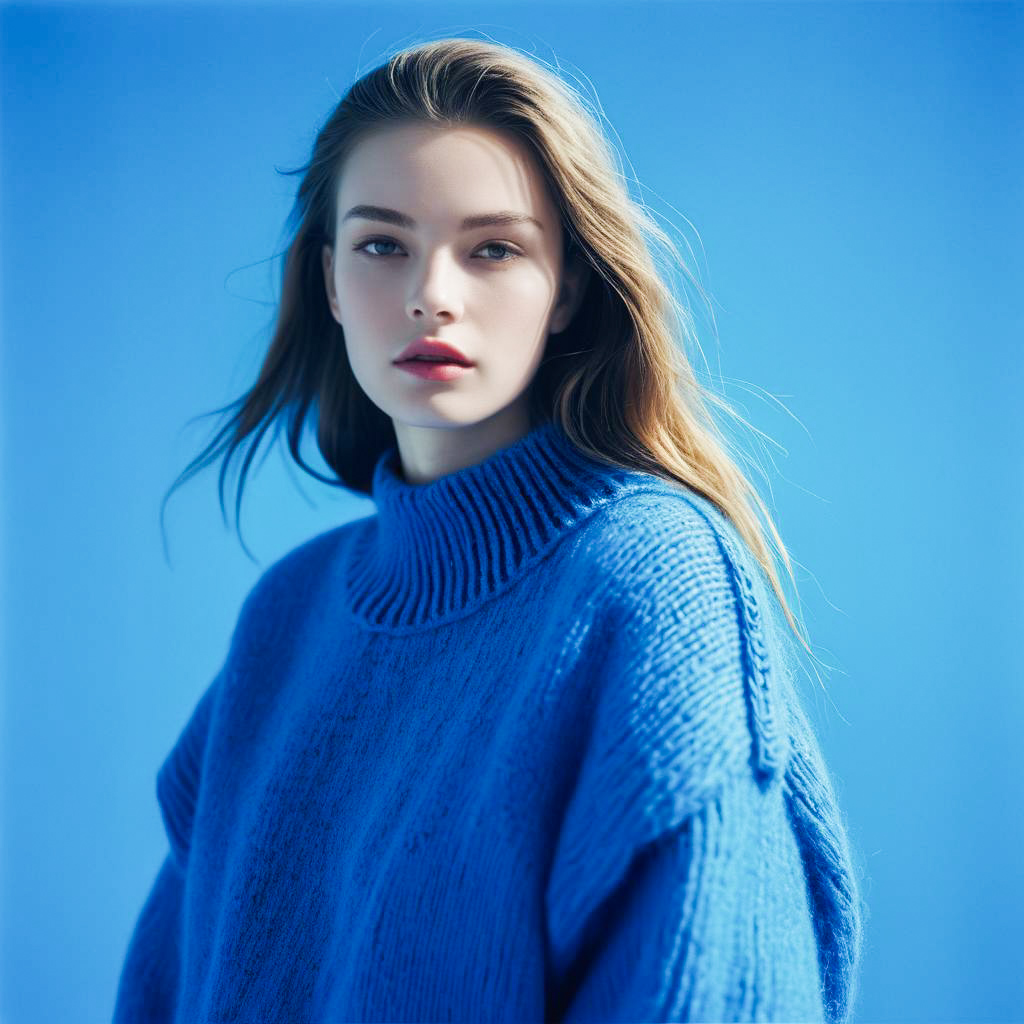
[321,121,587,461]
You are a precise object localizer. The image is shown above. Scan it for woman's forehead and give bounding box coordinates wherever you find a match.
[336,123,554,220]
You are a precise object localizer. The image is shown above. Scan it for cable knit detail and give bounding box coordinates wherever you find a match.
[543,492,799,993]
[684,495,787,789]
[114,418,865,1024]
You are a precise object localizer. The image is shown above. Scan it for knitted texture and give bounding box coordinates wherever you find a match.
[113,419,865,1023]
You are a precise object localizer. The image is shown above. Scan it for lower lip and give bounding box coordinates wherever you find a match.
[395,360,474,381]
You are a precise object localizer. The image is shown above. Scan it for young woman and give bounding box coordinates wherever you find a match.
[114,37,866,1024]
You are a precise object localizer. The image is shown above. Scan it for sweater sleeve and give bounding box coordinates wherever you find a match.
[547,766,825,1023]
[544,498,862,1023]
[113,668,223,1024]
[111,852,186,1023]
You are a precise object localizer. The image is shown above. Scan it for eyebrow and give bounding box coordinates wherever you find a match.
[341,204,544,233]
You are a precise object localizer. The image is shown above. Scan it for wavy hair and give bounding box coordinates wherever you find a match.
[163,36,824,672]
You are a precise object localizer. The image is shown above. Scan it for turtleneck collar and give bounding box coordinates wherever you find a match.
[341,419,665,632]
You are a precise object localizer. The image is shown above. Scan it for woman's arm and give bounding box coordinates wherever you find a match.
[112,853,185,1023]
[111,667,223,1022]
[544,500,862,1023]
[548,767,826,1023]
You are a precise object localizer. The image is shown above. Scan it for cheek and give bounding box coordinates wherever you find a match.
[489,276,559,339]
[335,272,390,321]
[476,271,547,321]
[505,265,559,312]
[482,331,548,385]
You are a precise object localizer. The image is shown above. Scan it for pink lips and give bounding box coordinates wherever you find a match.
[396,360,473,382]
[393,336,474,366]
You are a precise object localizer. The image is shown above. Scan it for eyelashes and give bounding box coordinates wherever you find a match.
[351,236,523,264]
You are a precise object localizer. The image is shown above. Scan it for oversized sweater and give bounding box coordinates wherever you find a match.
[113,418,865,1023]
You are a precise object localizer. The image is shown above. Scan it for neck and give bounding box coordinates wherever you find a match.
[341,419,665,631]
[392,406,534,486]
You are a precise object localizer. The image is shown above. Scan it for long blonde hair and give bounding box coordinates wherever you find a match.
[164,36,824,676]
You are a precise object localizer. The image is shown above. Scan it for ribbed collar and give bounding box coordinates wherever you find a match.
[342,419,662,631]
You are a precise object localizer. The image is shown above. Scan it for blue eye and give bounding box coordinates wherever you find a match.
[352,237,521,263]
[477,242,518,261]
[355,238,401,258]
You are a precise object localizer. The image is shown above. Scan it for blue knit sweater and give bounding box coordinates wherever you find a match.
[114,418,864,1023]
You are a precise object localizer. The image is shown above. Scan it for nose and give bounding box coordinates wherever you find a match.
[406,251,464,323]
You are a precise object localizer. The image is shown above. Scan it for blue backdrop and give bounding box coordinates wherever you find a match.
[2,2,1020,1021]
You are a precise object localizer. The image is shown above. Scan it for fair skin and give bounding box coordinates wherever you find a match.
[321,121,590,485]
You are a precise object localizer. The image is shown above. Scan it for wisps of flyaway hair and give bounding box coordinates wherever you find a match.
[161,34,834,695]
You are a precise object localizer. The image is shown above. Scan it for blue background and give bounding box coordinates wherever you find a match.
[2,2,1021,1021]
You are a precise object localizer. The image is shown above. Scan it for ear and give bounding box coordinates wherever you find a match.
[321,244,342,325]
[549,253,591,335]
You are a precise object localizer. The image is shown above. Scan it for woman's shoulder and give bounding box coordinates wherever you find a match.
[570,473,765,614]
[230,514,370,632]
[570,473,798,788]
